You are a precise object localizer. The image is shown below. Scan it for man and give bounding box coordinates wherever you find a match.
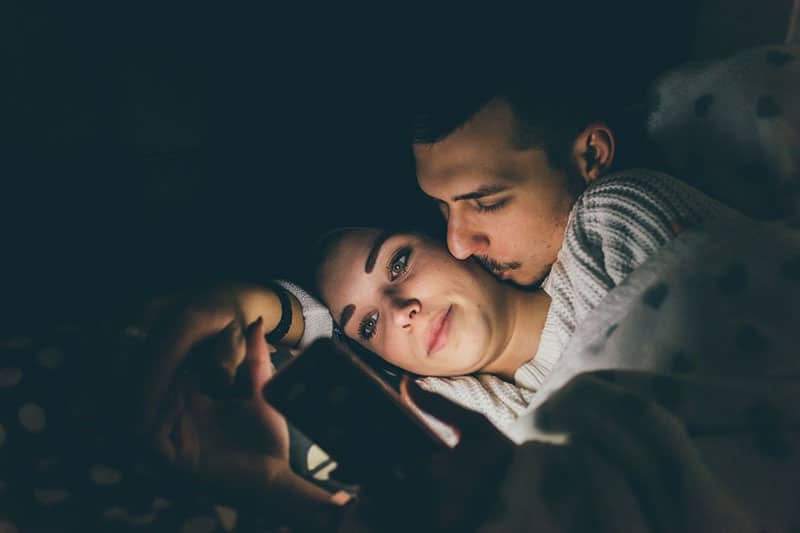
[410,76,739,363]
[411,45,800,291]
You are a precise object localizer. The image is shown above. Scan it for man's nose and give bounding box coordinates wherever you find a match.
[446,216,488,260]
[391,298,420,329]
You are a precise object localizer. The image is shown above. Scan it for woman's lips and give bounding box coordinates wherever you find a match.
[426,305,452,355]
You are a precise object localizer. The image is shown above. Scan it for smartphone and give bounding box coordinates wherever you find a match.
[263,338,449,480]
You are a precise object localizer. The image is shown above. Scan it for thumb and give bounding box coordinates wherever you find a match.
[246,316,275,384]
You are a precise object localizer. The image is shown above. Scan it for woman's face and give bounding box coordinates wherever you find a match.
[319,229,512,376]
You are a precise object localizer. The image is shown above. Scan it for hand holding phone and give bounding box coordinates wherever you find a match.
[263,339,449,484]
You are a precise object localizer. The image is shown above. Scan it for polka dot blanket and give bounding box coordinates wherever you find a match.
[645,45,800,222]
[499,216,800,529]
[0,331,348,532]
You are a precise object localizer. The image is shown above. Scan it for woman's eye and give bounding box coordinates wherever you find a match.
[359,311,379,341]
[475,198,508,213]
[388,247,412,281]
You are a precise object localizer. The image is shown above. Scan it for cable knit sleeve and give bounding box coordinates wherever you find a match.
[538,169,736,362]
[571,169,729,285]
[275,280,334,350]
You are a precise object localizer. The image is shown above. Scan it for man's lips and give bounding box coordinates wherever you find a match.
[426,305,452,355]
[477,257,520,277]
[494,269,511,279]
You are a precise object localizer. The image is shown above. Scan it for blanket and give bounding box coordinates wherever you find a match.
[493,217,800,530]
[645,45,800,221]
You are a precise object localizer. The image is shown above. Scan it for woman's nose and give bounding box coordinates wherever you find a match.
[391,298,420,328]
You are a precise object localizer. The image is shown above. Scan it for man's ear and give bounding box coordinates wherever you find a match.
[571,123,616,183]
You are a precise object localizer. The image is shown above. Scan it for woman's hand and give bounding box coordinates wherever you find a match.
[126,285,342,532]
[138,287,292,470]
[245,316,291,462]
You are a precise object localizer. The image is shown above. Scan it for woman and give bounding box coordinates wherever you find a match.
[313,227,554,430]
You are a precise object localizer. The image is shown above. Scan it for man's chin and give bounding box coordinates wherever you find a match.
[503,271,547,291]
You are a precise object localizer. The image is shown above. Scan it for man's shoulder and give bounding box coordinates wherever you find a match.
[581,168,686,199]
[571,167,738,241]
[575,169,662,214]
[570,168,719,235]
[576,168,711,212]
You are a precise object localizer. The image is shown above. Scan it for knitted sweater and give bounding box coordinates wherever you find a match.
[419,169,736,431]
[277,279,334,350]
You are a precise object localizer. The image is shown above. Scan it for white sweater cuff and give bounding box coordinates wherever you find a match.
[276,280,334,350]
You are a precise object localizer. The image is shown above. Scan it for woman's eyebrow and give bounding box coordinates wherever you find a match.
[343,230,398,331]
[365,230,393,273]
[339,304,355,331]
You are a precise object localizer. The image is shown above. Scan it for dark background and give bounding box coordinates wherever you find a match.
[1,2,712,331]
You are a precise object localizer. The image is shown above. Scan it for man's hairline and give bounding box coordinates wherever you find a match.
[412,98,568,189]
[412,96,512,148]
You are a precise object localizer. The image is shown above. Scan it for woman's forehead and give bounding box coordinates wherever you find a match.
[328,229,409,263]
[321,230,421,304]
[320,230,377,292]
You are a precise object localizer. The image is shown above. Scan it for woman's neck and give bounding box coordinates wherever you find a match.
[482,289,551,381]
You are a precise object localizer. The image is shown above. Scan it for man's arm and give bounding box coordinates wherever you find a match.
[571,170,732,285]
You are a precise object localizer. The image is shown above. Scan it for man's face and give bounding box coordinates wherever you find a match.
[414,99,583,287]
[319,228,513,376]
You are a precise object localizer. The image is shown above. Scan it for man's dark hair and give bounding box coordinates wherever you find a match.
[409,67,647,172]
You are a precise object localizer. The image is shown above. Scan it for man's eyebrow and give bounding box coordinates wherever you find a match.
[452,184,509,202]
[339,304,355,331]
[365,230,392,274]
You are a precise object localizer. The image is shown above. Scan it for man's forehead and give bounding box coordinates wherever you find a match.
[414,122,518,196]
[416,153,511,200]
[413,131,510,171]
